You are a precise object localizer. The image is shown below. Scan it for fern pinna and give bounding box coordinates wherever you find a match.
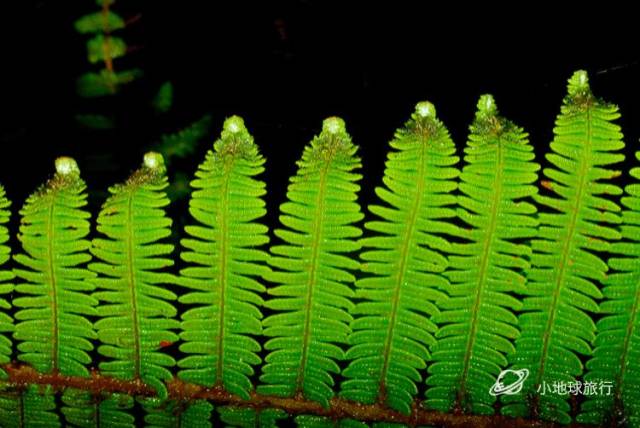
[179,116,268,400]
[9,158,96,427]
[90,152,180,425]
[258,117,363,408]
[340,102,457,415]
[578,150,640,426]
[426,95,539,414]
[505,71,625,423]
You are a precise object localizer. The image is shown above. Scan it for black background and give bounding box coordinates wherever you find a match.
[2,1,639,218]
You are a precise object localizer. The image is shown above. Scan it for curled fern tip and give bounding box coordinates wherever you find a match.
[415,101,436,118]
[477,94,497,116]
[223,115,246,134]
[55,157,80,176]
[143,151,165,170]
[322,116,346,135]
[568,69,591,97]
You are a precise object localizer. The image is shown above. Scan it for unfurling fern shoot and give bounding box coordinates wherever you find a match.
[505,71,624,424]
[579,151,640,426]
[178,116,269,403]
[258,117,363,407]
[91,152,178,423]
[340,102,457,415]
[11,158,96,427]
[427,95,539,414]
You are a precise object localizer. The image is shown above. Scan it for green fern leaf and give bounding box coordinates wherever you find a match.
[219,406,287,427]
[0,185,13,379]
[13,157,96,375]
[97,394,135,428]
[258,117,363,408]
[178,116,268,399]
[91,152,179,398]
[87,35,127,64]
[340,102,457,415]
[504,70,624,423]
[76,69,142,98]
[578,151,640,426]
[427,95,539,414]
[152,81,174,114]
[75,11,125,34]
[157,115,213,164]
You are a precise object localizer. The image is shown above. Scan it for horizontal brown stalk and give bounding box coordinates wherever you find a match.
[2,363,594,428]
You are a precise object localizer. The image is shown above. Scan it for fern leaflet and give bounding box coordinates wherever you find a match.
[178,116,269,399]
[258,117,363,407]
[91,152,179,400]
[340,102,457,414]
[427,95,539,414]
[578,151,640,426]
[504,70,624,423]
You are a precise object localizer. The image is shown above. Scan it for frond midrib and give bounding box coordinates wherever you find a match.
[215,161,233,386]
[615,259,640,397]
[295,159,330,394]
[46,194,60,373]
[457,134,504,405]
[376,133,427,403]
[126,188,142,380]
[535,107,592,393]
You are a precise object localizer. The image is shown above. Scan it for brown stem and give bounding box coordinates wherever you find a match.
[2,363,595,428]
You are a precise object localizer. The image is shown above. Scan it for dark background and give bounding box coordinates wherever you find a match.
[2,1,639,219]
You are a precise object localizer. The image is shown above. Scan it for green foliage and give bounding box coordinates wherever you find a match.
[75,11,125,34]
[178,116,269,398]
[87,35,127,64]
[427,96,539,415]
[219,406,287,427]
[143,398,213,428]
[3,70,640,426]
[13,157,96,376]
[77,69,143,98]
[90,152,179,398]
[578,151,640,426]
[504,71,625,423]
[157,115,213,164]
[0,186,13,379]
[340,102,457,415]
[153,81,174,114]
[258,117,363,408]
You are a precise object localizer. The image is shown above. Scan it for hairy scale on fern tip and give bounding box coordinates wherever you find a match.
[578,150,640,426]
[504,71,625,424]
[6,157,97,427]
[427,95,539,415]
[90,152,179,414]
[178,116,269,400]
[258,117,363,408]
[340,102,458,415]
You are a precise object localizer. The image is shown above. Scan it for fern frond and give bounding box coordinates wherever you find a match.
[504,70,624,423]
[76,69,142,98]
[340,102,457,415]
[578,151,640,426]
[91,152,179,398]
[219,406,287,427]
[258,117,363,408]
[427,95,539,414]
[157,115,213,164]
[178,116,268,399]
[13,157,96,376]
[0,185,13,379]
[152,81,174,114]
